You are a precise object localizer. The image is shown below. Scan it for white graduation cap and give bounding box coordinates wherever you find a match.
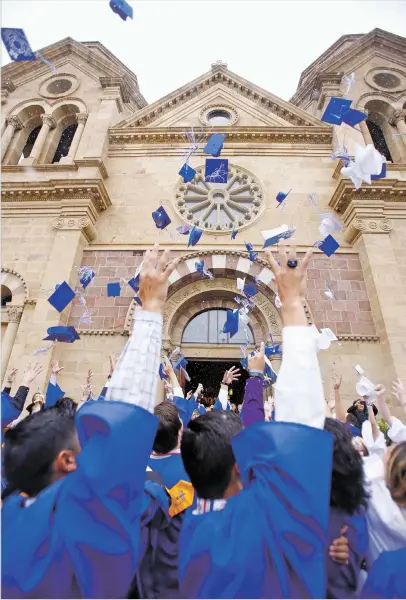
[354,364,365,376]
[356,376,376,399]
[310,325,338,351]
[341,144,385,190]
[239,306,250,325]
[261,224,296,248]
[318,213,343,238]
[236,277,245,292]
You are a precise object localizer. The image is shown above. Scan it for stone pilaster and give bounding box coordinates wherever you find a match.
[1,305,23,381]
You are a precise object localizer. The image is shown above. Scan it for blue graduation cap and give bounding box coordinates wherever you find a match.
[43,325,80,343]
[223,309,239,338]
[1,28,36,62]
[205,159,228,183]
[159,363,168,380]
[134,296,142,306]
[177,224,191,235]
[48,281,76,312]
[243,281,258,299]
[265,343,282,357]
[319,234,340,257]
[321,97,352,125]
[152,205,171,230]
[261,225,296,248]
[188,225,203,247]
[80,270,95,289]
[371,162,386,180]
[173,356,188,370]
[107,282,121,297]
[341,107,367,128]
[240,356,248,370]
[109,0,133,20]
[245,242,258,262]
[179,163,196,183]
[127,275,140,292]
[203,134,227,157]
[231,228,238,240]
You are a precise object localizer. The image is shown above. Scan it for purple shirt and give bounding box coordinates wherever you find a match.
[241,376,264,427]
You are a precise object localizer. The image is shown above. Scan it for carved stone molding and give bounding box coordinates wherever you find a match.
[336,334,379,342]
[199,103,239,126]
[5,115,23,131]
[6,305,23,323]
[389,109,406,126]
[41,114,56,129]
[76,113,88,125]
[52,214,96,242]
[80,329,129,336]
[1,79,15,104]
[329,178,406,215]
[345,218,393,243]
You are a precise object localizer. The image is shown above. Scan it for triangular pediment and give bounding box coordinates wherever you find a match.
[1,37,147,109]
[115,62,329,129]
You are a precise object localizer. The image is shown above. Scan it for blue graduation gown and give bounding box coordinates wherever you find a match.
[179,421,333,599]
[360,547,406,599]
[2,401,158,599]
[45,382,65,408]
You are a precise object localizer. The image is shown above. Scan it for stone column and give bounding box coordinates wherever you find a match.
[1,115,23,160]
[24,114,56,165]
[359,120,374,146]
[60,113,88,164]
[1,305,23,381]
[390,109,406,150]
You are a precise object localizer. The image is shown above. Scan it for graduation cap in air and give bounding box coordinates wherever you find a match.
[264,360,277,384]
[203,133,227,157]
[371,162,386,180]
[109,0,133,20]
[188,225,203,247]
[265,343,282,357]
[80,270,95,289]
[127,275,140,292]
[43,325,80,343]
[231,228,238,240]
[173,356,188,370]
[319,234,340,257]
[245,242,258,262]
[223,309,239,338]
[1,28,36,62]
[276,189,291,206]
[134,296,142,306]
[261,225,296,248]
[177,224,191,235]
[341,144,385,189]
[48,281,76,312]
[179,163,196,183]
[152,206,171,230]
[159,363,168,380]
[205,159,228,183]
[107,282,121,297]
[243,281,258,299]
[318,213,343,238]
[321,97,367,128]
[195,259,214,280]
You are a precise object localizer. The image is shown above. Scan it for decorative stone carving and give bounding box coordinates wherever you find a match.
[52,216,96,242]
[7,305,23,323]
[389,109,406,127]
[199,103,238,126]
[41,114,56,129]
[5,115,23,131]
[76,113,88,125]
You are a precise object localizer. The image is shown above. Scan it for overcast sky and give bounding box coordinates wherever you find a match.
[2,1,406,104]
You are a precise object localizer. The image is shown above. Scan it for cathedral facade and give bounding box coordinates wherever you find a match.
[2,28,406,410]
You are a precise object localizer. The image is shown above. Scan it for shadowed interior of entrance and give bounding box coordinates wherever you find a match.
[185,359,249,405]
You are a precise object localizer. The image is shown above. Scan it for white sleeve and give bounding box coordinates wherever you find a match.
[274,326,325,429]
[217,387,229,411]
[173,386,184,398]
[49,374,57,386]
[106,310,162,413]
[362,420,386,458]
[387,416,406,443]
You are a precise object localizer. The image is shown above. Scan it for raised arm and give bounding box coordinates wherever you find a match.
[241,344,266,426]
[215,367,240,411]
[392,378,406,416]
[266,243,325,429]
[164,356,184,399]
[46,359,65,407]
[375,383,392,426]
[333,374,346,422]
[2,363,44,429]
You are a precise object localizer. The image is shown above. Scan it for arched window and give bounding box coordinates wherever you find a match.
[1,285,12,307]
[52,123,78,163]
[182,309,254,344]
[18,126,41,163]
[366,119,393,162]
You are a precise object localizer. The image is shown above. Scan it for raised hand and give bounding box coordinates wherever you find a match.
[248,342,265,373]
[164,356,175,377]
[392,379,405,404]
[186,390,193,400]
[82,369,93,401]
[21,362,44,386]
[222,366,241,385]
[51,358,64,375]
[333,374,342,390]
[139,244,179,313]
[375,384,386,397]
[6,367,18,385]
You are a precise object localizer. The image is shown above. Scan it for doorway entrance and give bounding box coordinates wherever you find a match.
[185,359,249,405]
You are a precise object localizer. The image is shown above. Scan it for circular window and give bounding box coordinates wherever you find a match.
[39,74,79,99]
[175,163,264,233]
[47,79,72,94]
[372,73,401,89]
[207,109,232,126]
[365,68,406,93]
[200,105,238,127]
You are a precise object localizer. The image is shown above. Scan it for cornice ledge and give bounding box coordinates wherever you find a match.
[2,164,78,173]
[74,158,109,179]
[329,178,406,215]
[79,329,129,336]
[336,334,379,342]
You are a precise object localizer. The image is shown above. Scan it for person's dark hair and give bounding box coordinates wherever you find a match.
[386,441,406,508]
[324,418,369,514]
[3,397,78,498]
[181,411,243,499]
[202,388,216,408]
[153,401,182,454]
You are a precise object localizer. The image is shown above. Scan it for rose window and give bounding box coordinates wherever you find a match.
[175,163,264,232]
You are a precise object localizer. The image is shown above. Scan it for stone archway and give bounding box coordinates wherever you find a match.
[1,268,27,380]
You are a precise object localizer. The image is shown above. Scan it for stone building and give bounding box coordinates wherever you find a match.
[1,28,406,410]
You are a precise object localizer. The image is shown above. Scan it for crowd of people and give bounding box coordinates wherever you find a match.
[1,242,406,599]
